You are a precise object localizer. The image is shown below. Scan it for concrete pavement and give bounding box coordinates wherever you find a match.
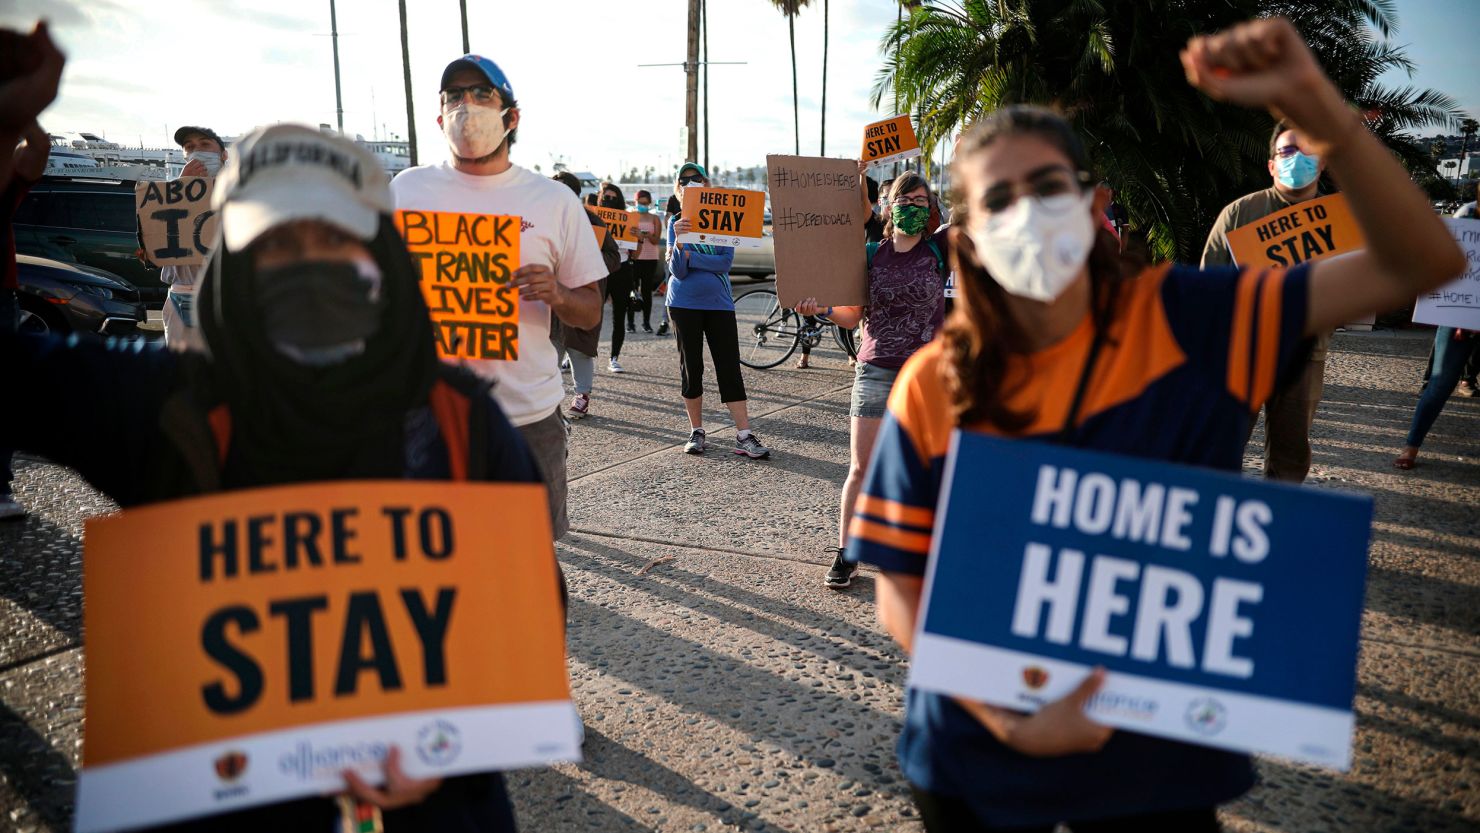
[2,308,1477,832]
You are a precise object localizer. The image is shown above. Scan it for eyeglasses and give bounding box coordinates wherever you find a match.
[892,196,930,208]
[981,168,1092,217]
[440,84,500,106]
[1272,145,1304,159]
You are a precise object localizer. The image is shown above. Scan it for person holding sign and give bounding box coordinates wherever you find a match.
[1395,326,1478,469]
[666,163,771,459]
[143,125,228,354]
[600,182,637,372]
[551,171,619,420]
[391,54,607,540]
[847,18,1464,832]
[1200,122,1333,483]
[794,169,949,589]
[1,125,552,831]
[629,189,666,333]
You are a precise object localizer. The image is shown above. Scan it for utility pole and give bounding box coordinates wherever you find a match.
[459,0,469,54]
[685,0,700,163]
[398,0,417,166]
[702,0,709,172]
[329,0,344,133]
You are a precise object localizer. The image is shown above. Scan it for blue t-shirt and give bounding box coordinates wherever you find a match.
[849,262,1314,827]
[665,214,735,311]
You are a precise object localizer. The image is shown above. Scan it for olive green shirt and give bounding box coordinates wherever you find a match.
[1200,187,1302,268]
[1201,187,1328,362]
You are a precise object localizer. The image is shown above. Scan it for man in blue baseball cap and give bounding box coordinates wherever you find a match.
[391,55,607,541]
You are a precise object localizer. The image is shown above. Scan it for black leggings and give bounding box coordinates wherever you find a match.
[910,788,1220,833]
[607,263,636,358]
[669,306,747,402]
[628,259,661,327]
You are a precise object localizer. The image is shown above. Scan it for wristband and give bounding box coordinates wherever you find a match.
[824,306,834,317]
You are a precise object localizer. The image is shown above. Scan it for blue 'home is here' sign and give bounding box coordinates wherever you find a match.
[909,431,1372,769]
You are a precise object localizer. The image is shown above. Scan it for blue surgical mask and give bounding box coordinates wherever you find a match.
[636,204,651,213]
[1276,150,1319,190]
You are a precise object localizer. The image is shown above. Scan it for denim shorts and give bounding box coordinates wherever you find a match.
[850,361,901,419]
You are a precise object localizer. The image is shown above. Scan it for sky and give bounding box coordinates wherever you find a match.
[4,0,1476,180]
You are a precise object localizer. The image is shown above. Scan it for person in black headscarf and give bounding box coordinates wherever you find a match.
[0,124,546,832]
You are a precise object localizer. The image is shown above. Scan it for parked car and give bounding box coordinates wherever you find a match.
[13,176,165,305]
[730,209,775,278]
[16,254,146,338]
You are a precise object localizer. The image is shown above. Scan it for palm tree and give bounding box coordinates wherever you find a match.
[768,0,812,155]
[874,1,1463,261]
[1460,116,1479,170]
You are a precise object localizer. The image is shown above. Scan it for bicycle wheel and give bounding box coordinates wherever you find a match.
[831,320,862,359]
[733,288,802,369]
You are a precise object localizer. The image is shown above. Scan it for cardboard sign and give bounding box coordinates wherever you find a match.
[591,205,639,251]
[910,433,1372,769]
[677,186,766,248]
[395,210,521,362]
[1225,193,1365,269]
[1412,217,1480,329]
[75,481,577,833]
[766,155,868,307]
[136,177,219,266]
[861,115,921,168]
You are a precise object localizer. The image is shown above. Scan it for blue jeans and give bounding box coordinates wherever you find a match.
[0,288,15,494]
[1406,327,1479,448]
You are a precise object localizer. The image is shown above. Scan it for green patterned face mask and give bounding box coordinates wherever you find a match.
[893,204,928,235]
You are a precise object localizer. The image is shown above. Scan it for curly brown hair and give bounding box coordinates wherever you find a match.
[942,105,1136,431]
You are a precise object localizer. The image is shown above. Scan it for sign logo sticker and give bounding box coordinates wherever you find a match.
[1185,697,1229,736]
[416,720,463,767]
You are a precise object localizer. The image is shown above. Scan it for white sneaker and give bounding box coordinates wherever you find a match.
[608,358,624,373]
[0,493,24,521]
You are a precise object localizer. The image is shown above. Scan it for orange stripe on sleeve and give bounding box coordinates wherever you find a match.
[849,517,932,554]
[1250,269,1286,407]
[854,495,935,530]
[1225,269,1260,408]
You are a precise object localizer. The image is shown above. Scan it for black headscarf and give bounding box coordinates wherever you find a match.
[196,215,439,487]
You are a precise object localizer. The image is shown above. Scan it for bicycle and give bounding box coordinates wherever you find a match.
[733,287,859,369]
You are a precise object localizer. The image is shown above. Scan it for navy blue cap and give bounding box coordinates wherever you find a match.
[440,54,515,102]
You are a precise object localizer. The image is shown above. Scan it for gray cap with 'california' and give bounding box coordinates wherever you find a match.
[212,124,391,252]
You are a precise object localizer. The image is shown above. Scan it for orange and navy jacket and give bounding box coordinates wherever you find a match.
[849,262,1313,576]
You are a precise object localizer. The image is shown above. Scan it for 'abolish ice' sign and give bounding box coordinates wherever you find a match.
[909,433,1372,769]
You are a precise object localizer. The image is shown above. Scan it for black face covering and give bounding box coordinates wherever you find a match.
[258,260,383,354]
[599,194,624,209]
[196,217,439,487]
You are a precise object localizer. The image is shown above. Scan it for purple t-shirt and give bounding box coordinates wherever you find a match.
[857,228,948,369]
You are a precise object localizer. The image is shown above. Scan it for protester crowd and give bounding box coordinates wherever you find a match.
[0,12,1472,833]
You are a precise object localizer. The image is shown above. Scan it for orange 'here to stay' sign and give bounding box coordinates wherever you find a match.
[677,186,767,248]
[861,115,921,167]
[395,209,521,361]
[590,205,639,250]
[1225,193,1366,269]
[76,481,576,832]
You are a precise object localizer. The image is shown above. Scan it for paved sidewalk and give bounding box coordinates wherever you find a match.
[2,323,1476,832]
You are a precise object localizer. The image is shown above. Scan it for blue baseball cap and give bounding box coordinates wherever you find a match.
[440,54,515,103]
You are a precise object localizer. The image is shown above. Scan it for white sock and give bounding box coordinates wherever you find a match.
[737,429,752,440]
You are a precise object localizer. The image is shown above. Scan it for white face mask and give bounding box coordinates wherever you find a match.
[186,150,222,176]
[442,104,510,160]
[969,191,1095,302]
